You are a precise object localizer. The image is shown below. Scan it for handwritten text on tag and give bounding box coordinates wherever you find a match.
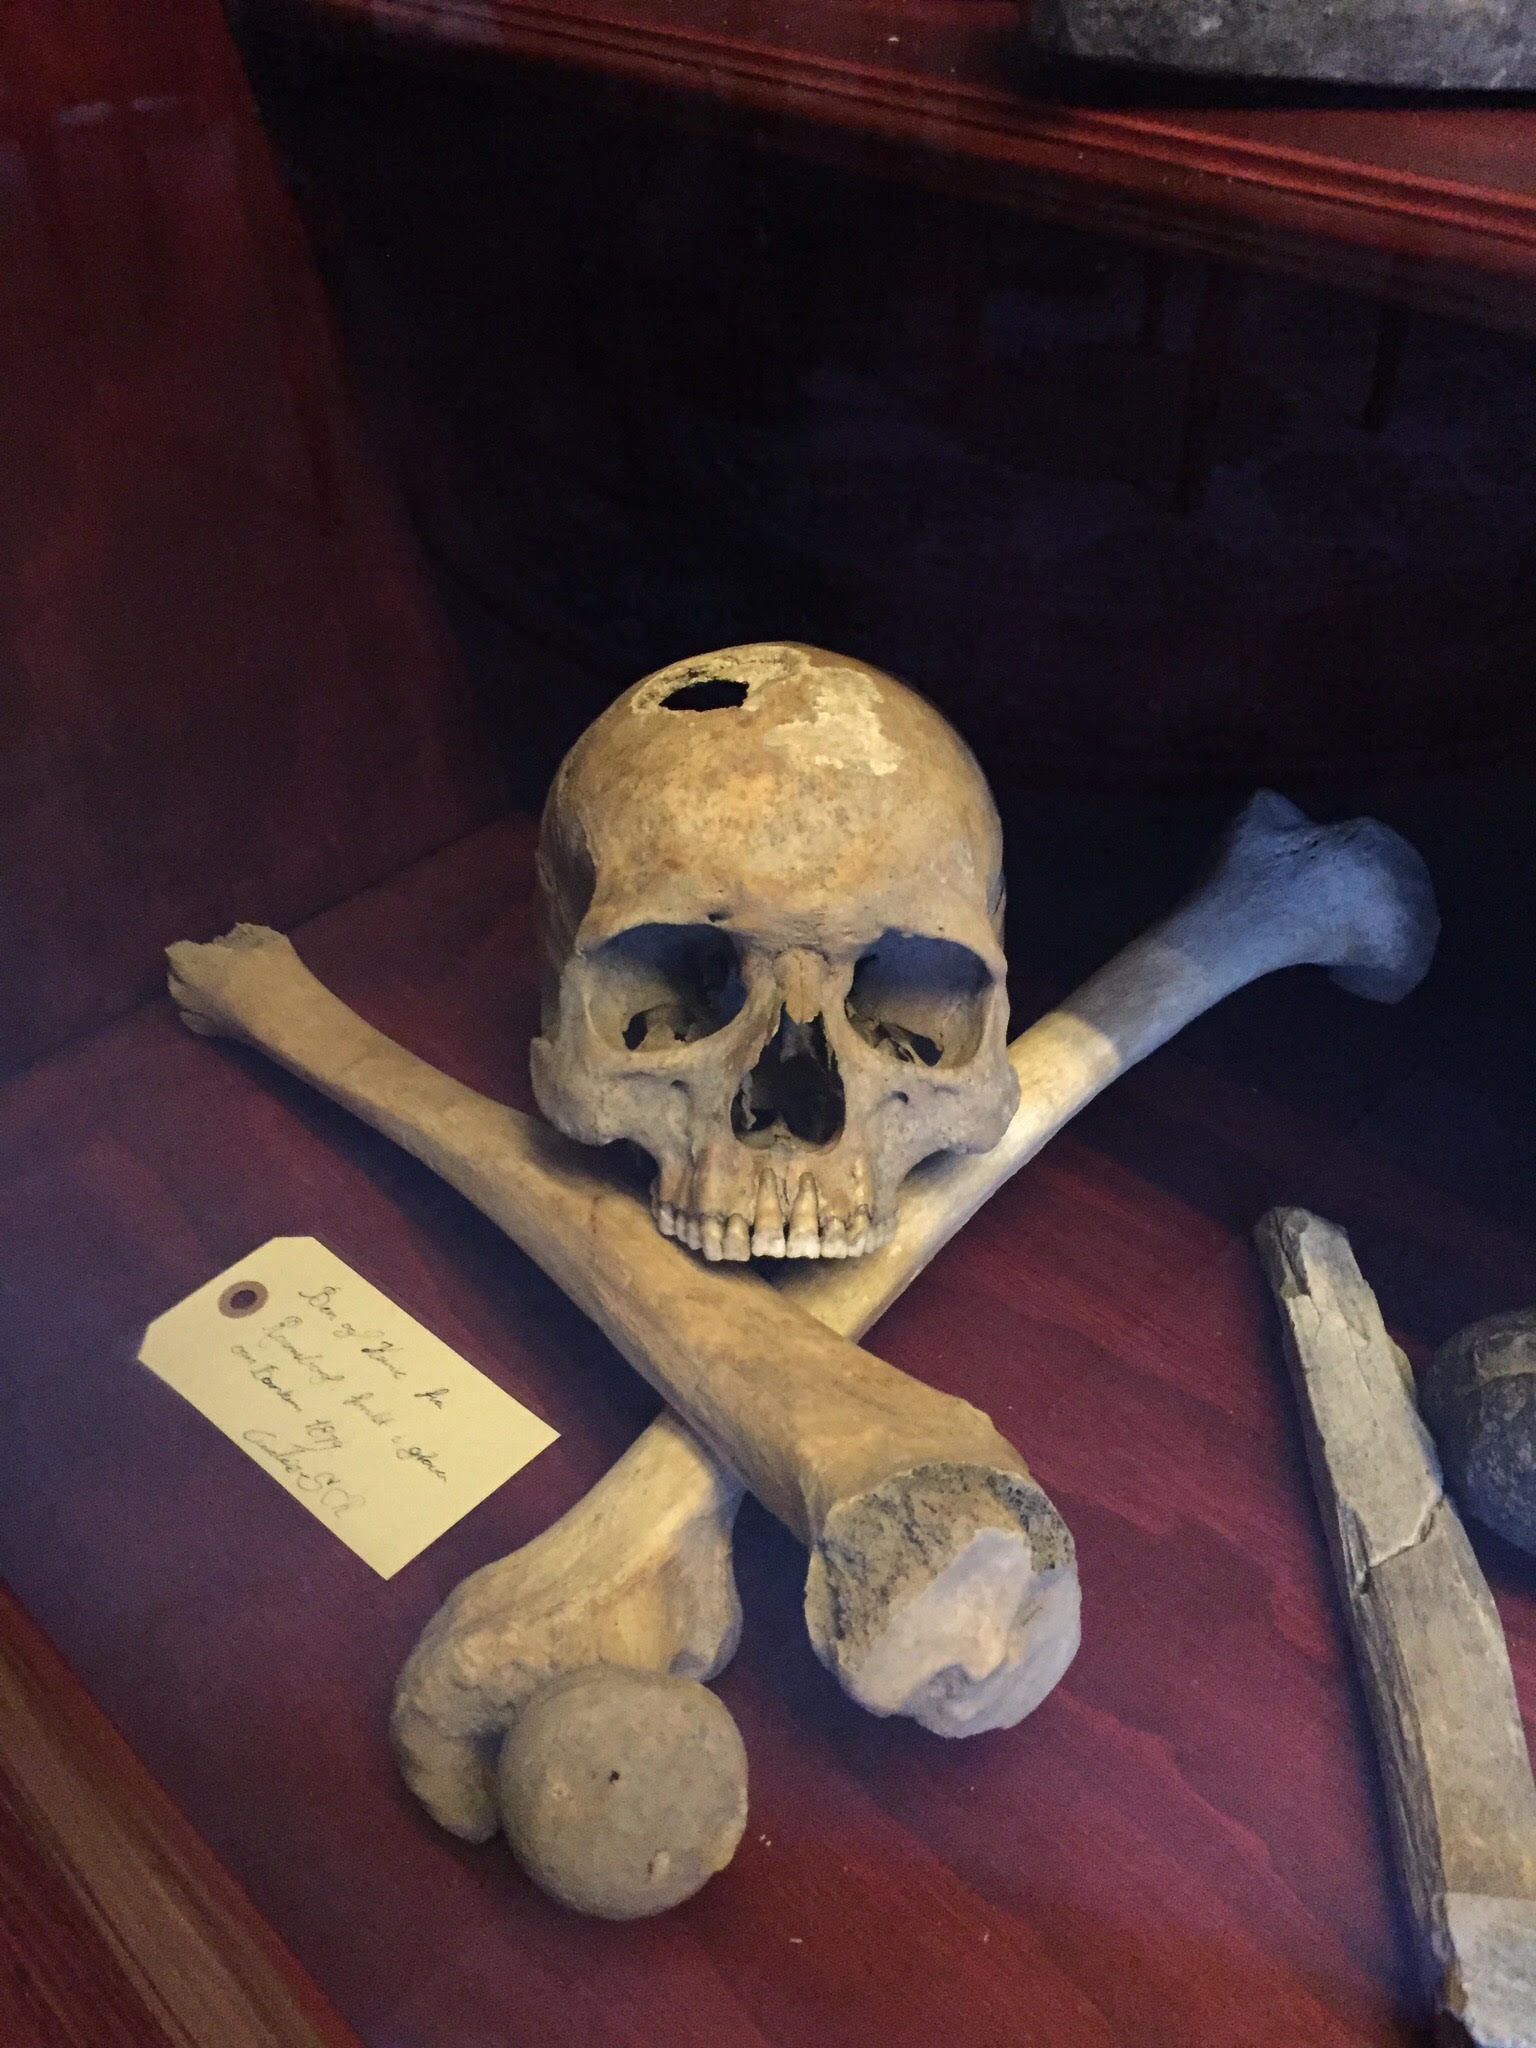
[139,1237,558,1578]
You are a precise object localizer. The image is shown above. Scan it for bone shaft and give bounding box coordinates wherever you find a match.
[193,942,1025,1543]
[509,1408,745,1595]
[774,1010,1117,1337]
[785,796,1438,1336]
[213,976,644,1327]
[576,1190,1024,1537]
[1255,1209,1536,2004]
[780,908,1308,1338]
[1062,887,1308,1066]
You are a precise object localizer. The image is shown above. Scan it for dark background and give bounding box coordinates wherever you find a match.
[235,22,1536,1156]
[242,26,1536,802]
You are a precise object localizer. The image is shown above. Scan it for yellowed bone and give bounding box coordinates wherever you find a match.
[168,926,1080,1837]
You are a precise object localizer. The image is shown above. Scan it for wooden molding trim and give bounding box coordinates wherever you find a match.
[0,1585,361,2048]
[266,0,1536,334]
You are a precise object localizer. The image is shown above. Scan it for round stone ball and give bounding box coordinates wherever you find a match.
[1421,1310,1536,1555]
[498,1665,748,1919]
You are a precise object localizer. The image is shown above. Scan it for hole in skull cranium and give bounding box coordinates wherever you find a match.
[661,677,749,712]
[731,1010,845,1149]
[591,924,746,1052]
[846,933,992,1067]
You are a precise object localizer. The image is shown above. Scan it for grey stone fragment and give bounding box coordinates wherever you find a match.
[1423,1312,1536,1556]
[497,1665,748,1919]
[1031,0,1536,91]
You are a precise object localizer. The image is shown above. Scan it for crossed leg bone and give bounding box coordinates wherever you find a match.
[166,938,1079,1763]
[167,791,1437,1886]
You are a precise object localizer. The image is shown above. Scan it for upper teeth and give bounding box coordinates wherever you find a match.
[654,1172,889,1263]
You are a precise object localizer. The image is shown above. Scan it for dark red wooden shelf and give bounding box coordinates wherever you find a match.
[9,796,1536,2048]
[267,0,1536,332]
[0,1586,362,2048]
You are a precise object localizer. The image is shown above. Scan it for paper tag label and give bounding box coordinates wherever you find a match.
[139,1237,558,1578]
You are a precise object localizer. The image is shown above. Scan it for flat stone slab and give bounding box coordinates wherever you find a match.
[1030,0,1536,89]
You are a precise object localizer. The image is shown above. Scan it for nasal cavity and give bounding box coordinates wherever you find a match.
[731,1010,845,1148]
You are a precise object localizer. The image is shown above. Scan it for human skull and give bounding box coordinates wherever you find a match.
[530,643,1018,1261]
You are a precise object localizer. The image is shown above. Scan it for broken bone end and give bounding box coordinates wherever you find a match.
[804,1462,1080,1736]
[496,1665,749,1919]
[1441,1892,1536,2048]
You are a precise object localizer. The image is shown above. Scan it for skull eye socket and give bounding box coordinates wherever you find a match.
[589,924,746,1053]
[846,934,994,1068]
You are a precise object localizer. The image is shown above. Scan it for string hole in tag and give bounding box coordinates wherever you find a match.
[219,1280,268,1318]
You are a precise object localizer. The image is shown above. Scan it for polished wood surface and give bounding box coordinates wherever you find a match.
[0,1587,363,2048]
[3,786,1534,2047]
[266,0,1536,333]
[0,0,503,1081]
